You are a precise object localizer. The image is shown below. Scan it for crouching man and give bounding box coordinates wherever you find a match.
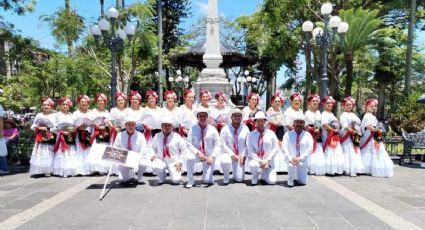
[246,111,279,185]
[282,114,313,187]
[113,115,148,184]
[220,109,250,184]
[150,116,191,185]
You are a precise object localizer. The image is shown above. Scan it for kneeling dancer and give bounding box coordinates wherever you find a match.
[282,114,313,187]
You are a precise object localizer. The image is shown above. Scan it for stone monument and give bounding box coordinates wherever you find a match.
[194,0,234,106]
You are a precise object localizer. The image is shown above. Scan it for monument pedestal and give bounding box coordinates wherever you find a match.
[194,69,235,107]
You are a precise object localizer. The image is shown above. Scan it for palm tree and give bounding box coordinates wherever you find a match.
[40,0,85,56]
[339,8,381,97]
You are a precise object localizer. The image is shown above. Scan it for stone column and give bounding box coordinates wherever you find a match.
[194,0,234,107]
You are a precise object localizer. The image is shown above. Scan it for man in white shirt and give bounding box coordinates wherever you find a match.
[282,114,314,187]
[186,107,221,188]
[113,115,149,184]
[150,116,192,185]
[220,109,250,184]
[246,111,279,185]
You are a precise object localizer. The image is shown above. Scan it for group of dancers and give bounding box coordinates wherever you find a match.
[29,89,394,187]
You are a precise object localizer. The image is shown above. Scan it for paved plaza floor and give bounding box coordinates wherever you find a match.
[0,165,424,230]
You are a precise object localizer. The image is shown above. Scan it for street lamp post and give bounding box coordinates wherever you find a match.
[301,3,349,103]
[90,7,136,108]
[168,70,190,104]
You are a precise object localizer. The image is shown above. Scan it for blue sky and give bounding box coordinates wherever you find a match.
[2,0,261,50]
[2,0,424,89]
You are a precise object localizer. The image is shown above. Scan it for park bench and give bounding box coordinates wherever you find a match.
[401,131,425,166]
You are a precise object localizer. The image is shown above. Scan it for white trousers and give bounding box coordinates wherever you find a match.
[118,159,149,182]
[249,159,276,185]
[151,158,182,184]
[220,154,245,182]
[287,162,308,185]
[186,154,216,184]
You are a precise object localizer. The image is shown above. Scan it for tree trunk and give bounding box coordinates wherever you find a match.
[404,0,416,96]
[377,81,386,120]
[64,0,73,57]
[356,77,362,114]
[264,68,276,109]
[344,51,354,97]
[329,46,338,98]
[100,0,104,17]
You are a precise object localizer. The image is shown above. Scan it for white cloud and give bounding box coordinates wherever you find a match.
[194,0,209,16]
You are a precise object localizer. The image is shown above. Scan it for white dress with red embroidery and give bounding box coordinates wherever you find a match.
[29,112,57,175]
[178,104,197,133]
[304,109,326,175]
[89,108,112,174]
[360,113,394,177]
[340,112,365,176]
[73,109,93,175]
[321,111,345,175]
[52,111,78,177]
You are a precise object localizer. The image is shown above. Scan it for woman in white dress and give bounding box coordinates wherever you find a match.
[73,95,93,175]
[178,89,197,137]
[283,92,304,132]
[109,92,127,142]
[360,99,394,177]
[266,93,285,141]
[162,90,181,133]
[210,91,230,133]
[89,93,111,174]
[266,92,287,173]
[198,89,212,109]
[242,92,260,131]
[304,94,326,175]
[321,96,345,175]
[124,90,144,123]
[339,96,365,176]
[53,97,78,177]
[141,89,162,141]
[29,98,57,176]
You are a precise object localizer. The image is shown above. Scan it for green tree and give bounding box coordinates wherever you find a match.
[339,8,381,97]
[40,0,85,56]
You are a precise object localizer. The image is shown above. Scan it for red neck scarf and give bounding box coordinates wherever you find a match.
[257,129,265,158]
[296,131,301,157]
[163,132,171,159]
[232,125,240,155]
[199,124,207,154]
[127,131,134,151]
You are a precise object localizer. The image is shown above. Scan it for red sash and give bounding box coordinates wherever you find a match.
[144,125,152,141]
[322,129,340,151]
[110,127,118,143]
[53,131,70,153]
[216,122,224,134]
[245,118,256,131]
[307,127,318,153]
[178,125,186,137]
[269,123,277,133]
[77,130,91,150]
[360,131,380,150]
[341,131,359,153]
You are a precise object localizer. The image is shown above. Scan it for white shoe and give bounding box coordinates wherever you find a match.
[287,180,294,187]
[251,174,258,185]
[159,173,166,184]
[186,178,194,188]
[223,174,229,184]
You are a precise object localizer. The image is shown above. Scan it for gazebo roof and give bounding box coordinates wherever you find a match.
[169,41,257,69]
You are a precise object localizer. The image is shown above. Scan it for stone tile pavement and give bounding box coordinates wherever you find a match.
[0,165,424,230]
